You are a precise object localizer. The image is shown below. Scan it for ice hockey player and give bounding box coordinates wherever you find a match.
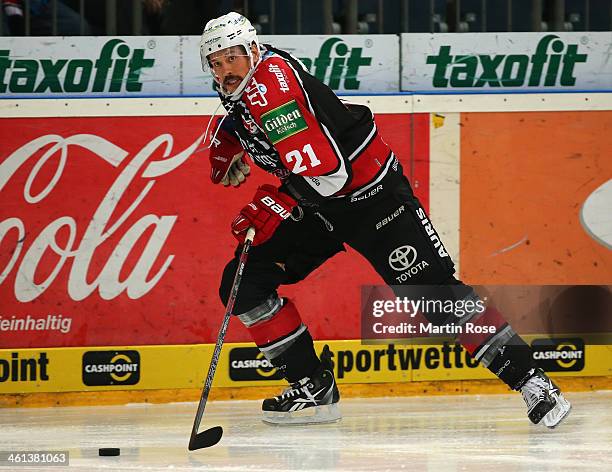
[199,12,571,427]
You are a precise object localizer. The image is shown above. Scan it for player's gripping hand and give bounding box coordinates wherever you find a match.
[209,118,250,187]
[231,185,296,245]
[219,153,250,187]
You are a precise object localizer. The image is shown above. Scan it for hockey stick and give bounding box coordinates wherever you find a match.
[188,227,256,451]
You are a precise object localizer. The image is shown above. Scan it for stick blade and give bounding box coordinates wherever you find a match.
[188,426,224,450]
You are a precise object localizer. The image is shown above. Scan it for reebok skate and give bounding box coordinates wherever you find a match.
[520,369,571,428]
[262,346,341,425]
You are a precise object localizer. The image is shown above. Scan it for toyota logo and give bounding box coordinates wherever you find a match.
[388,245,418,271]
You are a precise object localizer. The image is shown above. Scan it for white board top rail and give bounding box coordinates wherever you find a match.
[1,92,611,118]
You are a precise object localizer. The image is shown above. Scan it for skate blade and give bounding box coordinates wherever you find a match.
[262,403,341,426]
[543,393,572,428]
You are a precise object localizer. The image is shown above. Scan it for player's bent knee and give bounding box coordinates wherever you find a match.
[219,258,239,307]
[218,257,287,314]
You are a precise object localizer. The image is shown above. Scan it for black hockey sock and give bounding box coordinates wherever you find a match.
[269,329,321,383]
[487,334,537,390]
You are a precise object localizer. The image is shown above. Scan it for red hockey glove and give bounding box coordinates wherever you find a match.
[231,185,296,245]
[209,119,250,186]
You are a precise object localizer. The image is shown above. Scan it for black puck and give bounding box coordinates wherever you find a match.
[98,448,120,456]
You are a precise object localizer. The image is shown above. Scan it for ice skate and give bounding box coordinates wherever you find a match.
[262,346,341,425]
[520,368,571,428]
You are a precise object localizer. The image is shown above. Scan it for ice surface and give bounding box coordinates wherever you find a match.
[0,391,610,471]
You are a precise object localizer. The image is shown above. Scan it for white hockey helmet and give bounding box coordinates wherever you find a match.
[199,12,260,98]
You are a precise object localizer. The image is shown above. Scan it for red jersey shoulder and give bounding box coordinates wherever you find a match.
[243,56,303,110]
[240,55,345,179]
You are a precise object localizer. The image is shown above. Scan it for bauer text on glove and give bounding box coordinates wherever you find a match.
[231,185,296,245]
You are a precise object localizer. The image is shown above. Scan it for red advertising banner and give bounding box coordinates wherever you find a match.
[0,113,425,349]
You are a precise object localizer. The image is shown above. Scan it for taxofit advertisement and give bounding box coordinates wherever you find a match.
[0,35,399,97]
[0,36,180,97]
[3,32,611,97]
[401,32,612,92]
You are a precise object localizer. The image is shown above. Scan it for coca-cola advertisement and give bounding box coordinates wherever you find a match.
[0,113,422,349]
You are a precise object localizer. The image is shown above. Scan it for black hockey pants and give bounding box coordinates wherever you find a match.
[219,161,459,313]
[218,160,537,389]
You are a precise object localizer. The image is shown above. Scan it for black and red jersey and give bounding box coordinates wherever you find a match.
[219,44,395,206]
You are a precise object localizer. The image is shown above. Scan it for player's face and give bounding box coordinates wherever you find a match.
[207,45,255,94]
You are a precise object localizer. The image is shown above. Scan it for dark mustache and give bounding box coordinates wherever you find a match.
[223,75,242,86]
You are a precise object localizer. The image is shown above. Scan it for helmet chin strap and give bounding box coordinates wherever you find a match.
[198,47,263,154]
[219,48,262,100]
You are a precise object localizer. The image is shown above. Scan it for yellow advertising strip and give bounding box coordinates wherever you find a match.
[1,340,610,396]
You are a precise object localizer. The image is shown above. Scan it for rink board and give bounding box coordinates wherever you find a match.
[1,94,611,402]
[1,94,610,350]
[0,100,427,349]
[0,339,610,395]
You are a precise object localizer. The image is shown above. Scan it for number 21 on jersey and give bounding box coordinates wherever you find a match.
[285,144,321,174]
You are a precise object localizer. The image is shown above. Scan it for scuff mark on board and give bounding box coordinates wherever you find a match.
[490,235,529,257]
